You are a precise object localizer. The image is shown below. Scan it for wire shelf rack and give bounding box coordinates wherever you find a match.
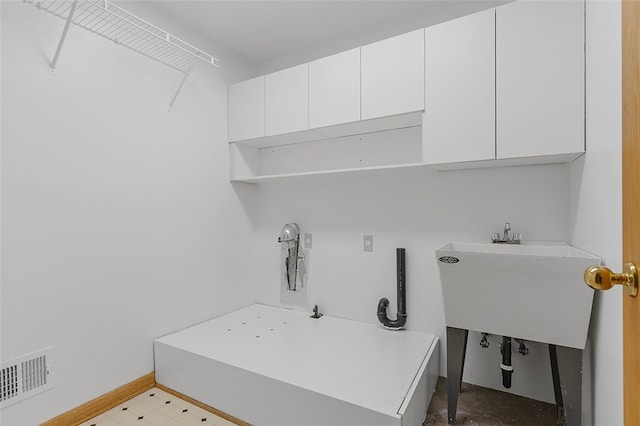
[30,0,220,74]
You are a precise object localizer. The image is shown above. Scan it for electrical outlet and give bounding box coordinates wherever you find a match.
[363,235,373,252]
[304,233,312,248]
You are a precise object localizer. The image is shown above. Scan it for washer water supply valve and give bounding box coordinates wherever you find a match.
[515,338,529,356]
[310,305,323,319]
[480,332,490,348]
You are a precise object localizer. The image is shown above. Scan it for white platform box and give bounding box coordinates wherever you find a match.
[154,304,440,426]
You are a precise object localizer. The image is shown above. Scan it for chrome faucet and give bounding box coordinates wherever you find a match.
[492,222,522,244]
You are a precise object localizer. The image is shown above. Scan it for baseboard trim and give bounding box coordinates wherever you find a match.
[155,383,251,426]
[41,372,156,426]
[41,372,250,426]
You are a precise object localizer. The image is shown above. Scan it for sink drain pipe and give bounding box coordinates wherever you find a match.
[501,336,513,388]
[377,248,407,330]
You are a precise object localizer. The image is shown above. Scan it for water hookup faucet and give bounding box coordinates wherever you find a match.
[492,222,523,244]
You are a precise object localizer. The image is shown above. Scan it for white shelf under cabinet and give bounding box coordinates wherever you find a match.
[229,112,425,182]
[232,111,422,149]
[229,162,429,184]
[429,152,585,171]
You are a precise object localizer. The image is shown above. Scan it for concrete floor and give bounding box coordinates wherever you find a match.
[424,377,561,426]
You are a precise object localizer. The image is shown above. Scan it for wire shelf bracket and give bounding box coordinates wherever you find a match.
[28,0,221,110]
[48,0,78,74]
[169,72,189,113]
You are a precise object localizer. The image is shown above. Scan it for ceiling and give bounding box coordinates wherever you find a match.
[124,1,510,70]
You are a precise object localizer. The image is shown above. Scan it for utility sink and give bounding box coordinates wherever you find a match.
[436,241,600,349]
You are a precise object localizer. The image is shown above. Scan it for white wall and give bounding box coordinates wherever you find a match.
[0,0,622,423]
[571,0,623,424]
[0,3,256,425]
[249,0,624,412]
[251,163,571,403]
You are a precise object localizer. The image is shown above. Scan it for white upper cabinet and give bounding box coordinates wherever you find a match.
[361,29,425,121]
[265,63,309,136]
[309,48,361,129]
[423,9,496,165]
[227,2,587,182]
[496,0,585,159]
[228,76,265,142]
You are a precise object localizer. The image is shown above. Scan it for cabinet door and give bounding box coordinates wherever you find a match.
[228,76,265,142]
[496,0,584,159]
[361,29,425,120]
[309,48,360,129]
[265,63,309,136]
[423,9,495,164]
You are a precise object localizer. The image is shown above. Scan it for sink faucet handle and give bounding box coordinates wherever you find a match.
[503,222,511,241]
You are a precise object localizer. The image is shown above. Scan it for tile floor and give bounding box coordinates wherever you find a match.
[80,387,237,426]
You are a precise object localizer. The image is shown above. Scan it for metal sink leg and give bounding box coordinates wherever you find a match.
[549,344,584,426]
[446,326,469,425]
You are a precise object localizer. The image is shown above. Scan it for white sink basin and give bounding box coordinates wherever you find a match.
[436,241,600,349]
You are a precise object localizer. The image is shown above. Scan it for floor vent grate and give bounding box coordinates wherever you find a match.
[0,347,54,408]
[1,364,19,402]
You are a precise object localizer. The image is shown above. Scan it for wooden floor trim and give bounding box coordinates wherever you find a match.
[155,383,251,426]
[41,372,156,426]
[41,372,250,426]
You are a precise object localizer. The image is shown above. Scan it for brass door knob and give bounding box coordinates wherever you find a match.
[584,262,638,297]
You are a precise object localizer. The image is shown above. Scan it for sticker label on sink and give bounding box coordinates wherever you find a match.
[439,256,460,264]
